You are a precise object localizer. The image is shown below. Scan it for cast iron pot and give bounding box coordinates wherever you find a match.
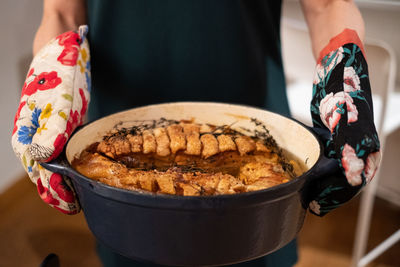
[41,102,340,266]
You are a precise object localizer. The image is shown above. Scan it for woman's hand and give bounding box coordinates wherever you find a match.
[12,26,90,214]
[308,29,381,216]
[301,1,380,215]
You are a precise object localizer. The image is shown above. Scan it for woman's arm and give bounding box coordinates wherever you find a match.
[300,1,381,216]
[300,0,365,59]
[33,0,86,55]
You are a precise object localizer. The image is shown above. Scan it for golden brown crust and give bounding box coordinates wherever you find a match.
[155,172,176,195]
[245,177,282,192]
[200,134,219,159]
[142,130,156,154]
[239,162,283,184]
[119,170,140,187]
[97,140,116,158]
[96,122,276,159]
[235,136,256,155]
[185,132,202,156]
[72,121,298,196]
[181,123,201,155]
[217,135,237,152]
[181,123,200,135]
[255,141,271,153]
[215,173,245,194]
[137,171,157,192]
[114,137,131,156]
[167,125,186,154]
[127,134,143,153]
[176,182,201,196]
[72,150,291,196]
[154,128,171,156]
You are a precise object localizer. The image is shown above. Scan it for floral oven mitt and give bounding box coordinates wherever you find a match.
[12,26,90,214]
[309,29,381,216]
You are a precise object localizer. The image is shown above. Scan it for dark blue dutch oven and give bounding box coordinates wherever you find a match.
[41,102,340,266]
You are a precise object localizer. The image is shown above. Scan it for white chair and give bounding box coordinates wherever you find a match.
[281,18,400,267]
[350,39,400,267]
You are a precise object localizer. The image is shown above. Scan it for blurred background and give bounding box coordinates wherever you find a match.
[0,0,399,266]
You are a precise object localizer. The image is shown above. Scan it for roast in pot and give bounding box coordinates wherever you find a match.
[72,119,305,196]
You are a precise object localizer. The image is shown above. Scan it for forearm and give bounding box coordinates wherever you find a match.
[33,0,86,56]
[300,0,365,60]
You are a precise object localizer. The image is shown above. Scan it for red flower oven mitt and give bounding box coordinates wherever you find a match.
[309,29,381,216]
[12,26,90,214]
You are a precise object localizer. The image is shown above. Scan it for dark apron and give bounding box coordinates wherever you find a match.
[87,1,296,266]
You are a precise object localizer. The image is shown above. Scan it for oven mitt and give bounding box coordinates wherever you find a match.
[11,26,90,214]
[308,29,381,216]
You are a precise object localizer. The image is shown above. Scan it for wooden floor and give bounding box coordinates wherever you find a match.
[1,176,399,267]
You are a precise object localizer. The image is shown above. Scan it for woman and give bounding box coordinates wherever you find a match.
[13,0,380,266]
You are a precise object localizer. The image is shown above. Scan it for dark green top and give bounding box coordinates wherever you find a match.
[86,1,295,266]
[87,0,290,120]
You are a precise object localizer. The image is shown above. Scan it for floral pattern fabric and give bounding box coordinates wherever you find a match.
[309,29,381,216]
[11,26,90,214]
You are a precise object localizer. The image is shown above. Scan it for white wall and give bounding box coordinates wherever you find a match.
[0,0,42,193]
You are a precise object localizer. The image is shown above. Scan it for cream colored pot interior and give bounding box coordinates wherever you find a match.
[66,102,320,172]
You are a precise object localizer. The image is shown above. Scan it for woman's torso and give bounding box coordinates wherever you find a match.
[87,0,289,120]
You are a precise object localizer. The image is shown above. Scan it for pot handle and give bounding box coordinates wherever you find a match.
[40,151,79,178]
[306,127,341,177]
[301,127,356,215]
[39,125,85,177]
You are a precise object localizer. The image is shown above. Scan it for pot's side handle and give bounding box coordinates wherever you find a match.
[40,152,76,178]
[307,127,341,177]
[301,127,360,216]
[39,125,86,176]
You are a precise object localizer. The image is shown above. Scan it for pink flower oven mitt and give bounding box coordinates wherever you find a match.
[12,26,90,214]
[309,29,381,216]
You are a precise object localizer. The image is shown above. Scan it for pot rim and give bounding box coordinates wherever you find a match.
[64,101,324,209]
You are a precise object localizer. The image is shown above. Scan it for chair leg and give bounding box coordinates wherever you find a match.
[359,229,400,267]
[351,163,384,267]
[351,126,388,267]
